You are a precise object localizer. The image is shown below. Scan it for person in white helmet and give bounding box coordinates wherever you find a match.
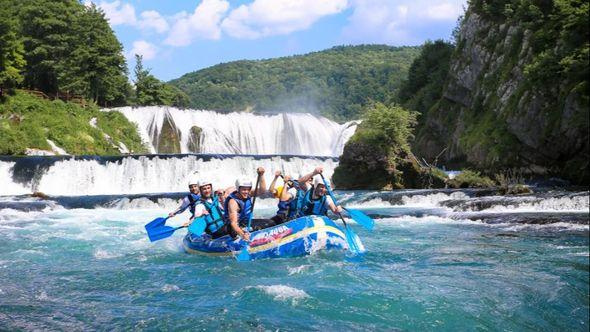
[168,175,202,220]
[184,178,230,238]
[298,166,343,216]
[223,167,272,241]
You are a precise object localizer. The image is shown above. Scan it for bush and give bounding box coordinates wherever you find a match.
[447,170,496,188]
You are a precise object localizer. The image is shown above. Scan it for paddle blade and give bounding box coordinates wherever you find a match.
[344,226,366,255]
[345,208,375,231]
[146,225,177,242]
[236,246,251,261]
[188,217,207,235]
[145,217,168,231]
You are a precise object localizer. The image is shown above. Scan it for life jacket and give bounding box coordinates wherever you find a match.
[200,198,226,234]
[186,193,201,218]
[276,181,306,219]
[301,186,328,216]
[223,191,253,227]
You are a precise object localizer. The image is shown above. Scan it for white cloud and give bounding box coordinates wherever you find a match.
[91,0,137,26]
[127,40,158,60]
[426,3,463,20]
[221,0,349,39]
[164,0,230,46]
[138,10,169,33]
[342,0,466,45]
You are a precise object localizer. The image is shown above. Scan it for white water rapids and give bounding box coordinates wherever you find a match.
[0,155,337,196]
[107,106,358,156]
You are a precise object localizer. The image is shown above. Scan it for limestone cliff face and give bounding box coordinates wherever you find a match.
[415,7,589,184]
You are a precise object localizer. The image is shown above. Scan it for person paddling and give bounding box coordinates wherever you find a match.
[168,175,201,220]
[224,167,273,241]
[298,167,343,216]
[268,170,305,224]
[184,179,228,239]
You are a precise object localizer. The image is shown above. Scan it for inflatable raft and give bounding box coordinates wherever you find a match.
[182,215,348,259]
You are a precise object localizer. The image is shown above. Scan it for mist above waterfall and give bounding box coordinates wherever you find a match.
[106,106,358,156]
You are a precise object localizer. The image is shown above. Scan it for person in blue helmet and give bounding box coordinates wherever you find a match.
[224,167,274,241]
[268,170,306,225]
[168,175,201,220]
[298,166,343,216]
[184,178,229,239]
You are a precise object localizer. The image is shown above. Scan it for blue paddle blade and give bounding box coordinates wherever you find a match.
[145,217,168,231]
[188,217,207,235]
[344,226,366,255]
[146,225,178,242]
[236,245,251,261]
[345,208,375,231]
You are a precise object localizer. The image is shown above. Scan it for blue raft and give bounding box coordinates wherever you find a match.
[182,215,348,259]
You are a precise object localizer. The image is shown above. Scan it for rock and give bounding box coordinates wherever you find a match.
[187,126,202,153]
[413,6,589,185]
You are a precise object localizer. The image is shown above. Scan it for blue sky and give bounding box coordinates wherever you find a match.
[87,0,467,81]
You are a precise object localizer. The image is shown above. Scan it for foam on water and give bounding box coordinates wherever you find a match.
[0,162,29,196]
[249,285,310,302]
[480,195,589,213]
[0,155,337,196]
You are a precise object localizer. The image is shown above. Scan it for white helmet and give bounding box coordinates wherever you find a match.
[198,179,213,188]
[188,175,200,187]
[313,176,329,188]
[235,177,252,188]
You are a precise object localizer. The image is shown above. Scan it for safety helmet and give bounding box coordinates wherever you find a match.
[273,185,284,198]
[198,179,213,188]
[188,175,200,187]
[235,178,252,188]
[313,176,329,188]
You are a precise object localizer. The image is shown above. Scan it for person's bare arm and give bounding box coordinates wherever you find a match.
[251,167,267,196]
[228,199,249,241]
[326,196,343,214]
[268,170,281,195]
[298,166,323,191]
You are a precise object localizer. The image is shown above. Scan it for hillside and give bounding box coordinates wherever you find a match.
[169,45,421,121]
[0,91,147,155]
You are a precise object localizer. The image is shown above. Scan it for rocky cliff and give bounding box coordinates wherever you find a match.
[414,1,589,184]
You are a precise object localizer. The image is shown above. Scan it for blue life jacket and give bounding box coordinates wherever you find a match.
[301,186,328,216]
[186,193,201,217]
[276,181,306,219]
[223,191,253,227]
[200,198,226,234]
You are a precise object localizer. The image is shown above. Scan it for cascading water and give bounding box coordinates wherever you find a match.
[0,155,337,196]
[107,106,358,155]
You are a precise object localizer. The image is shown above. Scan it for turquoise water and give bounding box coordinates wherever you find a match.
[0,191,588,331]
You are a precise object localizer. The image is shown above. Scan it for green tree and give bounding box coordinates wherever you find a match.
[19,0,79,95]
[0,2,25,93]
[133,54,190,108]
[60,3,130,106]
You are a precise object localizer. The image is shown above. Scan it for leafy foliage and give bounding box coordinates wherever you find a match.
[333,102,425,189]
[2,0,131,106]
[397,40,454,129]
[0,2,25,92]
[0,91,147,155]
[170,45,421,121]
[447,170,496,188]
[132,55,190,108]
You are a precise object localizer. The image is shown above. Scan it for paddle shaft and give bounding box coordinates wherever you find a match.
[247,172,262,230]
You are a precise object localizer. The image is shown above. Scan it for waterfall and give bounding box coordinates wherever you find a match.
[0,155,338,196]
[106,106,358,156]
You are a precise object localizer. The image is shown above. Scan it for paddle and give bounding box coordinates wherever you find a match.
[236,172,261,261]
[187,216,207,235]
[343,208,374,231]
[145,216,187,242]
[320,174,366,254]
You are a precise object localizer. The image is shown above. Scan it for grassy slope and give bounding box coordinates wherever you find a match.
[0,91,147,155]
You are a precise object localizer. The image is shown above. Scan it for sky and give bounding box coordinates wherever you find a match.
[86,0,467,81]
